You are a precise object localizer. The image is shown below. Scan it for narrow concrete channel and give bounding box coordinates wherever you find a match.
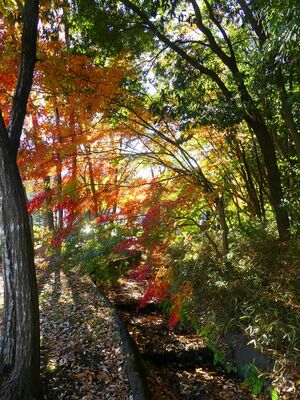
[102,278,255,400]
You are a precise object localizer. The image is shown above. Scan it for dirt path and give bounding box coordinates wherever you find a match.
[104,278,255,400]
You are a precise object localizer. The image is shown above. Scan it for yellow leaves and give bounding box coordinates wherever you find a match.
[0,0,19,17]
[188,125,226,145]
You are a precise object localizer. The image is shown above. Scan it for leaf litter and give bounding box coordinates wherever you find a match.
[104,278,257,400]
[38,264,132,400]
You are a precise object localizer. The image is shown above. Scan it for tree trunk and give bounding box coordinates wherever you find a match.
[215,196,229,255]
[0,0,41,396]
[235,141,263,220]
[0,138,41,399]
[252,135,266,221]
[85,145,99,217]
[246,116,290,239]
[44,177,54,231]
[0,202,16,375]
[276,67,300,160]
[70,110,77,224]
[54,108,63,231]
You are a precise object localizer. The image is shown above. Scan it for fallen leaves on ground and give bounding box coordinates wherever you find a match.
[104,278,256,400]
[38,265,132,400]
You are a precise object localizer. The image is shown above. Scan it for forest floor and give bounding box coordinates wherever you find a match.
[1,265,255,399]
[1,265,297,399]
[38,262,132,399]
[0,263,132,400]
[101,278,256,400]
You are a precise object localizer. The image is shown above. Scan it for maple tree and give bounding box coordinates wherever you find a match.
[19,41,134,243]
[73,0,300,240]
[0,0,299,397]
[63,7,299,394]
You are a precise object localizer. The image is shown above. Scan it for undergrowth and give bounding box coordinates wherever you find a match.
[59,223,135,286]
[169,223,299,398]
[43,220,299,398]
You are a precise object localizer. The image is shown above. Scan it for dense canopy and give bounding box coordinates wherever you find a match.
[0,1,299,399]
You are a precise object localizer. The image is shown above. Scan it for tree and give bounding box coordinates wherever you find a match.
[18,37,132,245]
[114,104,230,254]
[125,0,291,239]
[0,0,42,398]
[73,0,293,239]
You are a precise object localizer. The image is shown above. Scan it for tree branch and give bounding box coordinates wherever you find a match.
[236,0,267,46]
[190,0,238,73]
[203,0,236,61]
[120,0,232,99]
[8,0,39,157]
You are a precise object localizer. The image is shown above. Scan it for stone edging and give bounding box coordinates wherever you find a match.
[92,281,151,400]
[224,332,274,378]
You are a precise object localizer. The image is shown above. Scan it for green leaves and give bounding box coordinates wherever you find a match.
[269,387,280,400]
[242,363,265,396]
